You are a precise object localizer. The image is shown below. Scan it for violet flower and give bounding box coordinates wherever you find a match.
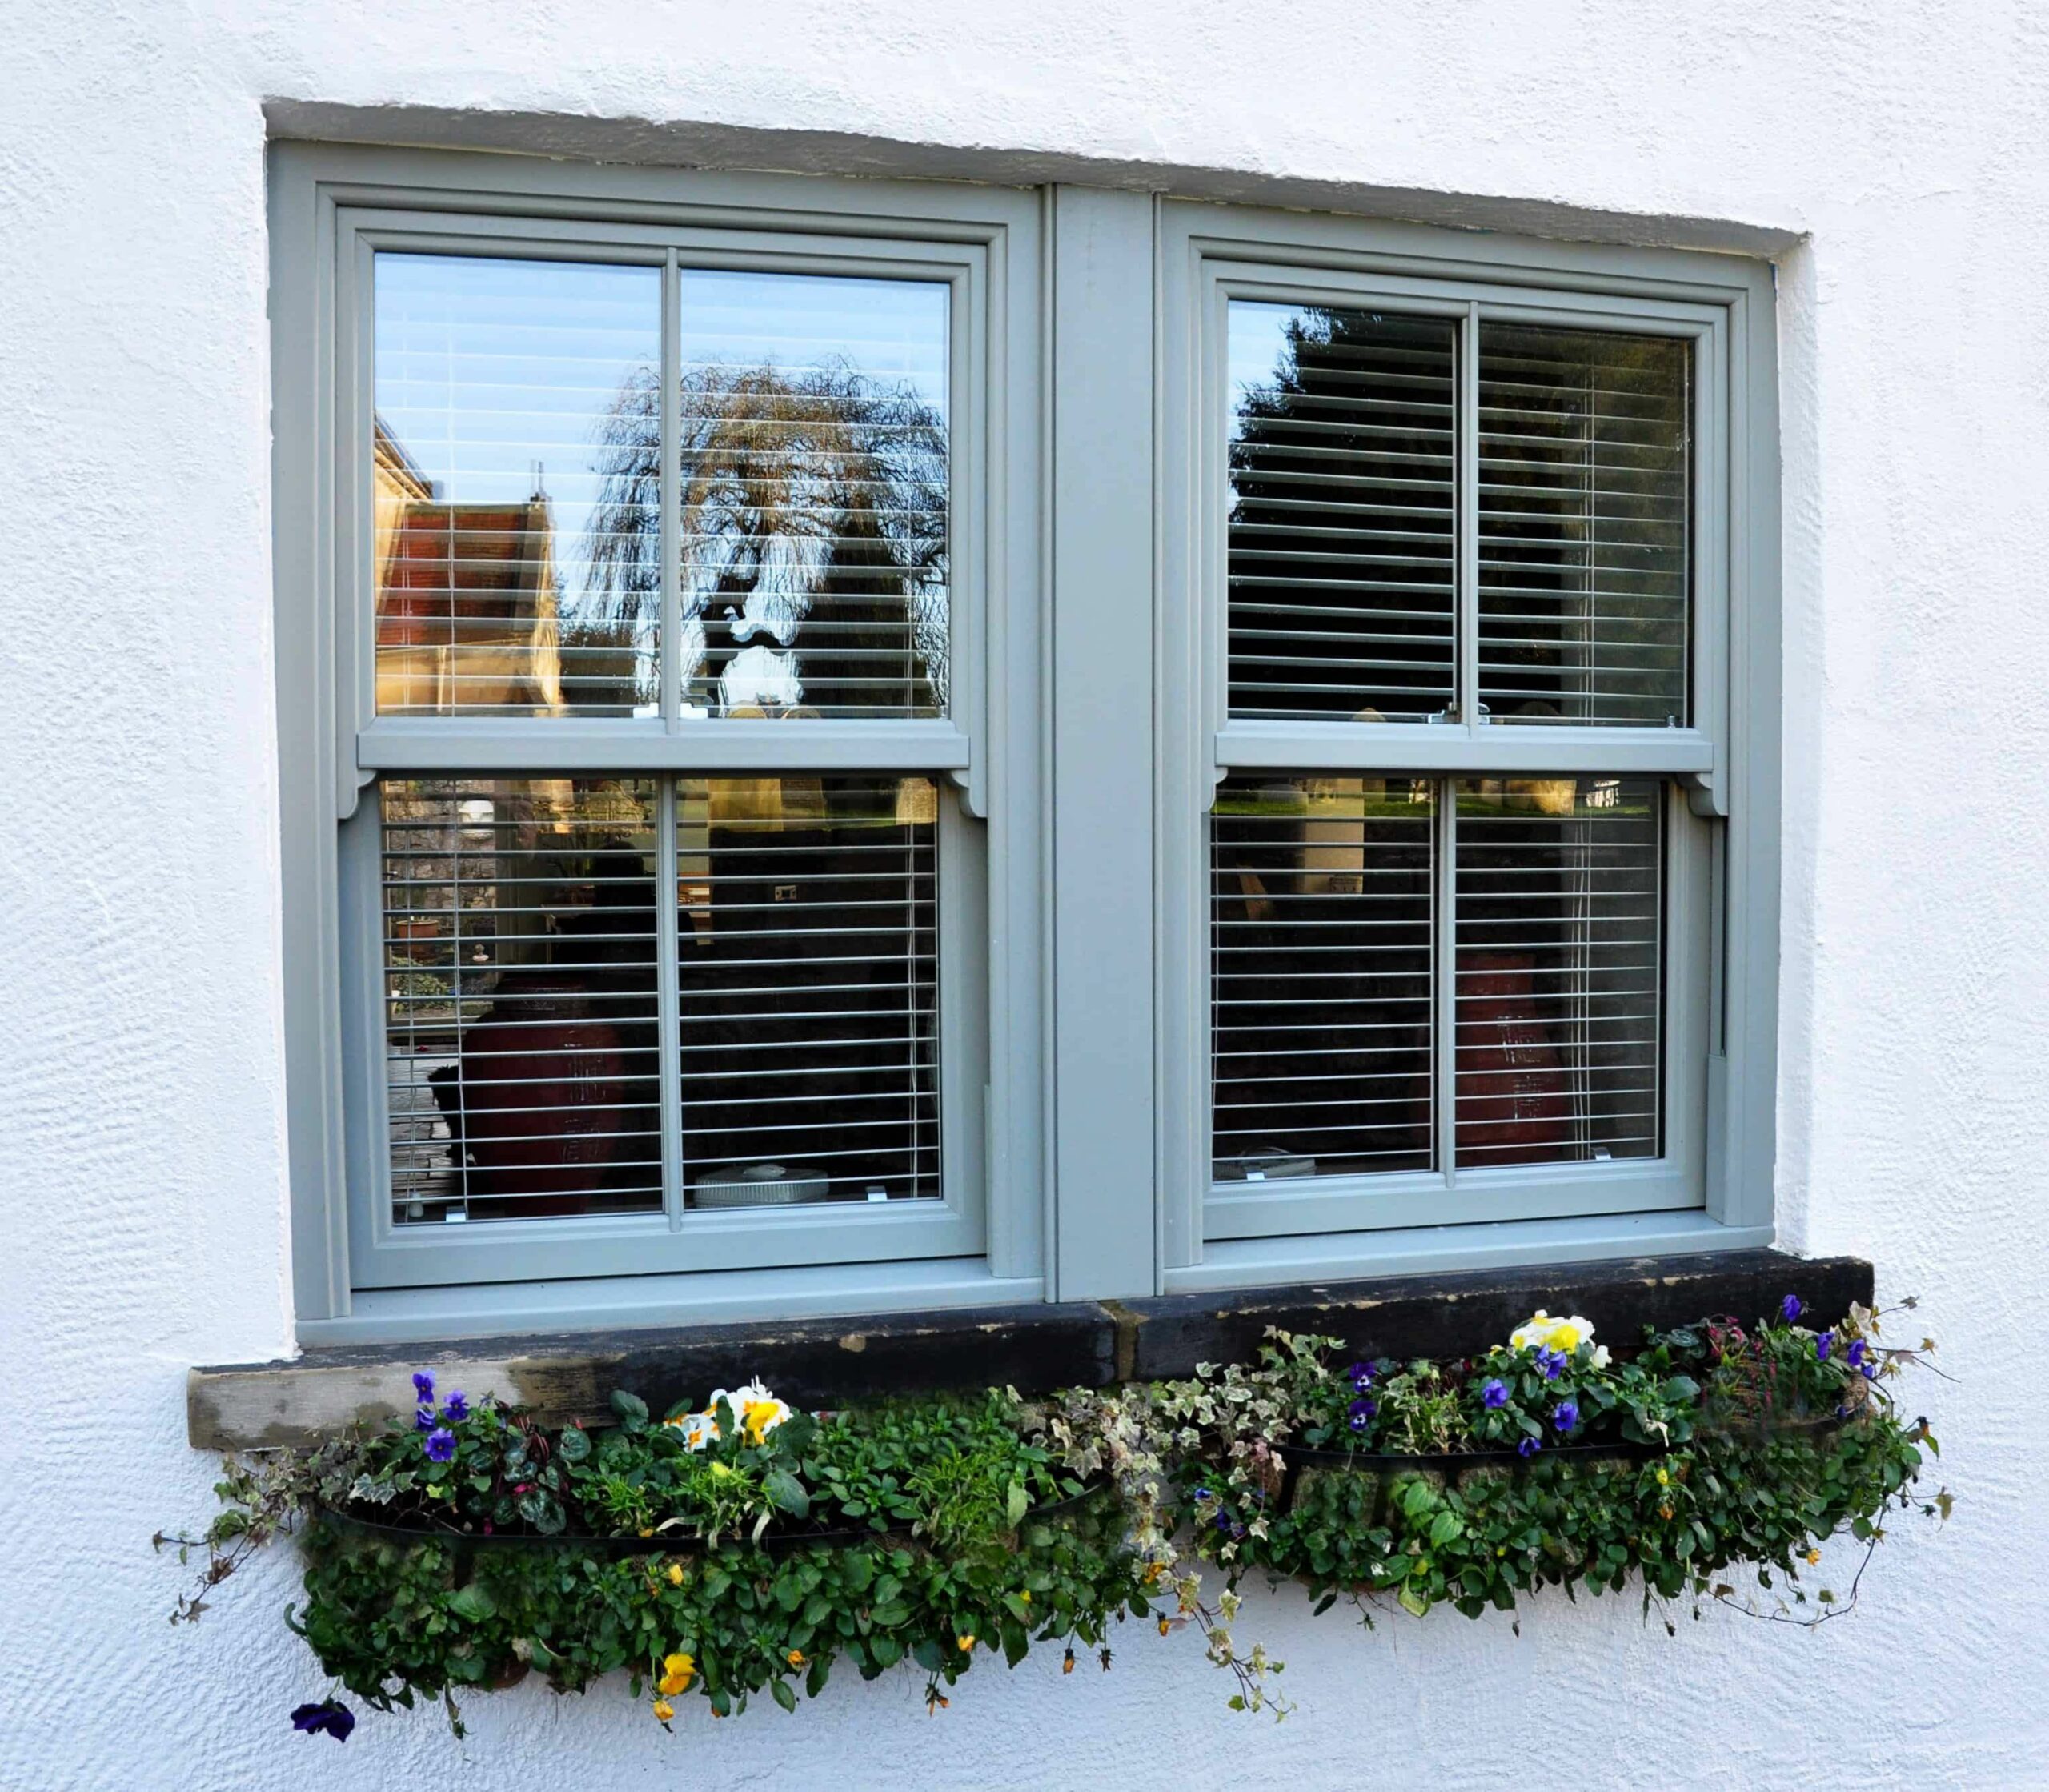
[1553,1400,1579,1433]
[1846,1341,1867,1369]
[424,1428,456,1463]
[1482,1379,1510,1409]
[442,1390,470,1422]
[412,1371,435,1404]
[1816,1334,1832,1362]
[1535,1348,1566,1381]
[1780,1294,1803,1324]
[1518,1436,1542,1459]
[291,1701,355,1742]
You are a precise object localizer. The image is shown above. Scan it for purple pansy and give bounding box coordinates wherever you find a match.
[291,1701,355,1742]
[1862,1361,1879,1381]
[1552,1400,1579,1433]
[423,1427,456,1463]
[412,1371,435,1405]
[1780,1294,1803,1324]
[441,1390,470,1423]
[1846,1341,1867,1369]
[1816,1334,1832,1362]
[1517,1435,1542,1459]
[1347,1361,1373,1393]
[1347,1396,1378,1433]
[1535,1348,1566,1381]
[1482,1378,1510,1410]
[414,1407,434,1432]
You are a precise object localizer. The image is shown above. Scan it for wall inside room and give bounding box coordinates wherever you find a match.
[2,4,2042,1786]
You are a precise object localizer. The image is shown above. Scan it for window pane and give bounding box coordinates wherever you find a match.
[1212,774,1436,1182]
[1478,327,1690,727]
[1227,304,1457,723]
[380,778,661,1223]
[678,774,940,1206]
[374,255,662,717]
[1454,776,1662,1168]
[673,271,951,719]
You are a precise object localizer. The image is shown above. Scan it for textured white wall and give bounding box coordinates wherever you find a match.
[1,3,2043,1786]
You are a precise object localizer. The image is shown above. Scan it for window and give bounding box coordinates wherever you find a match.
[1158,203,1775,1282]
[274,151,1777,1339]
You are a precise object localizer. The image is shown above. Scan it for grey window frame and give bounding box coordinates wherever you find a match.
[1156,199,1778,1293]
[271,145,1048,1340]
[271,152,1779,1345]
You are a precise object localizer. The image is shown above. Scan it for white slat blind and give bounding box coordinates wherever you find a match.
[1208,772,1665,1185]
[379,772,942,1223]
[1453,776,1663,1168]
[1478,326,1691,728]
[676,775,940,1207]
[1211,775,1437,1179]
[381,777,664,1222]
[373,255,662,717]
[1226,304,1458,722]
[673,271,952,720]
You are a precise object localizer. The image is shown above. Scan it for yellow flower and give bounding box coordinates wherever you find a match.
[1019,1590,1031,1603]
[1658,1505,1674,1521]
[785,1649,806,1668]
[1806,1549,1822,1565]
[665,1562,684,1587]
[1656,1469,1670,1486]
[652,1699,675,1724]
[956,1634,975,1653]
[1157,1616,1171,1636]
[657,1651,696,1696]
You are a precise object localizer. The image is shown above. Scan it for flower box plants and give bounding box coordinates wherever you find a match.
[165,1295,1948,1739]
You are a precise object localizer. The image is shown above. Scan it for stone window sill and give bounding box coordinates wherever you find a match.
[189,1249,1871,1449]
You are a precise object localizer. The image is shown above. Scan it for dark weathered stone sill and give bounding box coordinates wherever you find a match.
[188,1248,1871,1450]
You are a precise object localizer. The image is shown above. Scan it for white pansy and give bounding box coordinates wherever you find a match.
[1508,1311,1602,1358]
[708,1377,792,1443]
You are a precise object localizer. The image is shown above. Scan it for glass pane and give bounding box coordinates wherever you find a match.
[374,255,662,717]
[380,777,661,1223]
[674,271,951,719]
[1227,304,1458,723]
[1454,776,1662,1168]
[1478,327,1690,727]
[678,774,940,1205]
[1211,774,1436,1182]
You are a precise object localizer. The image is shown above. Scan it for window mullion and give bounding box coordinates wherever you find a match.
[656,775,686,1229]
[1434,774,1459,1184]
[1458,300,1482,731]
[660,249,681,732]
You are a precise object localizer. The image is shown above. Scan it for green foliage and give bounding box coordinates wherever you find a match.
[166,1299,1949,1736]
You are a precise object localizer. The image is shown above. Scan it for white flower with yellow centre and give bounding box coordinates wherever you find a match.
[707,1379,792,1445]
[1509,1311,1604,1361]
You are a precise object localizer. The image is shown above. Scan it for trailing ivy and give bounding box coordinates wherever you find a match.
[163,1296,1949,1738]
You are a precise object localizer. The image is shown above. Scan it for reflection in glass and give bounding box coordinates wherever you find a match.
[373,255,662,716]
[1478,327,1691,727]
[678,775,940,1206]
[381,778,661,1221]
[1454,776,1662,1167]
[1227,304,1458,723]
[1211,775,1436,1181]
[584,271,952,720]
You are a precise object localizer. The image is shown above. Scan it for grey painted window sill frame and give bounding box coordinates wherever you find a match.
[190,1249,1870,1450]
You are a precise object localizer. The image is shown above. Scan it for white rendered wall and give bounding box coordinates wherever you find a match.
[2,4,2042,1786]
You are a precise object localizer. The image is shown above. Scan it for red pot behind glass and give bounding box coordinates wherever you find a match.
[1455,952,1570,1167]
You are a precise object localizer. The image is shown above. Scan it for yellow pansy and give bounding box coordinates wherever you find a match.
[665,1562,684,1587]
[1656,1469,1670,1487]
[956,1634,976,1653]
[652,1699,675,1724]
[657,1652,696,1696]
